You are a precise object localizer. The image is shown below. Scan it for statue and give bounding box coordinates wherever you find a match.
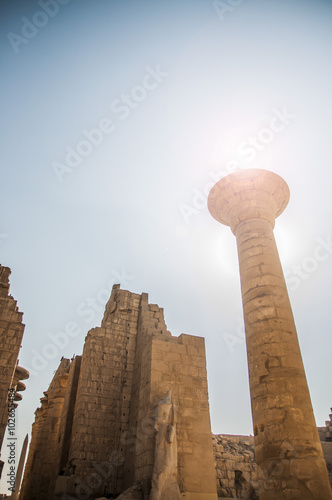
[150,391,181,500]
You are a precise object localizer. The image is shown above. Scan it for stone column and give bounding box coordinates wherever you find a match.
[208,168,332,500]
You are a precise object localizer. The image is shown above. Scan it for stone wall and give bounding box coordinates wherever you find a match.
[318,407,332,442]
[123,292,169,491]
[0,265,29,478]
[48,355,82,497]
[21,285,217,500]
[213,435,258,499]
[19,358,71,499]
[318,408,332,488]
[213,423,332,499]
[123,292,217,497]
[322,442,332,488]
[0,266,24,449]
[64,286,142,494]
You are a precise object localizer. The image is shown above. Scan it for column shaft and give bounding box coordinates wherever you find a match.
[235,219,331,500]
[208,169,332,499]
[235,217,331,498]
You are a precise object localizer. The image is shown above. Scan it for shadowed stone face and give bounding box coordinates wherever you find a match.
[208,169,332,500]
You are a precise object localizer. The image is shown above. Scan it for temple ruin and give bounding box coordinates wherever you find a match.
[1,169,332,499]
[19,286,217,500]
[16,277,332,499]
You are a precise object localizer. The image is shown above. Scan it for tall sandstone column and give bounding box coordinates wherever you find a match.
[208,168,332,500]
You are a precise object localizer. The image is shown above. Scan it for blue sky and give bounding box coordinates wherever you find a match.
[1,0,332,492]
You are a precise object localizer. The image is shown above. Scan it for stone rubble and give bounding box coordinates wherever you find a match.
[213,434,258,499]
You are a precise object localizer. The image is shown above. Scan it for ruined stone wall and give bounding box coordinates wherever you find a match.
[122,292,169,491]
[322,442,332,489]
[0,266,26,451]
[47,356,82,497]
[319,408,332,442]
[150,334,216,497]
[62,286,217,499]
[122,292,217,498]
[318,408,332,488]
[20,358,70,500]
[62,286,141,497]
[213,426,332,499]
[22,285,217,500]
[213,435,258,499]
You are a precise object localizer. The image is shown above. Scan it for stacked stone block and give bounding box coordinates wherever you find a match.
[151,334,216,496]
[123,292,170,491]
[213,435,258,499]
[20,358,70,499]
[60,286,141,497]
[326,408,332,442]
[124,291,217,497]
[317,407,332,489]
[0,265,29,475]
[21,285,217,500]
[213,427,332,498]
[47,355,82,497]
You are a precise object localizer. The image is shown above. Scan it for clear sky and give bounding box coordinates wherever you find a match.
[1,0,332,493]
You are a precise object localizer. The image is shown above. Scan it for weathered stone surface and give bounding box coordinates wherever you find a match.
[213,434,258,499]
[21,286,217,500]
[208,169,332,500]
[150,391,181,499]
[0,265,29,473]
[213,424,332,498]
[317,407,332,488]
[19,358,70,499]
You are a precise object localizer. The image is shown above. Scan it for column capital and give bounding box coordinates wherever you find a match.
[208,169,289,233]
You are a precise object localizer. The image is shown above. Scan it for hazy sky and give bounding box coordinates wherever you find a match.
[1,0,332,493]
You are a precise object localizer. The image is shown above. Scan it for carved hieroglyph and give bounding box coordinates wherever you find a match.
[150,391,181,500]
